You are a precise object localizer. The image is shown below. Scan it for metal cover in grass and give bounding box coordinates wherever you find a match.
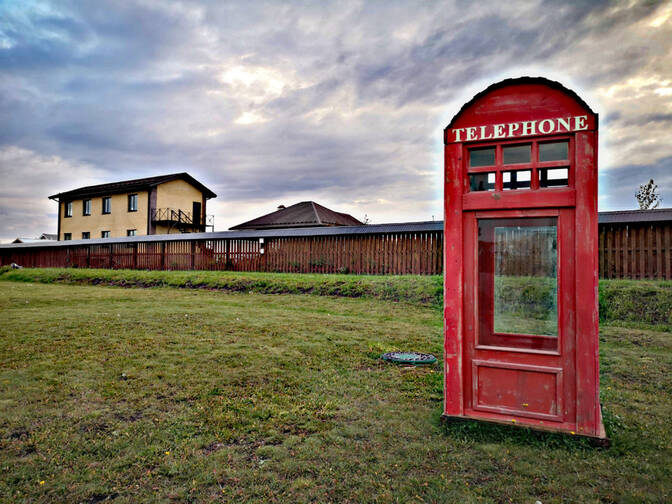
[381,352,437,365]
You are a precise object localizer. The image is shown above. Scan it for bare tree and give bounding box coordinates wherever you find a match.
[635,179,662,210]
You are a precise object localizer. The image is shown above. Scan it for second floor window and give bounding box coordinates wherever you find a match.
[65,202,72,218]
[128,194,138,212]
[102,197,111,214]
[82,232,90,239]
[83,199,91,216]
[101,230,110,238]
[127,229,136,236]
[63,233,72,240]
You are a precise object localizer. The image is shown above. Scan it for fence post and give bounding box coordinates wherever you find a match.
[160,242,166,270]
[86,246,91,269]
[190,240,196,270]
[132,243,138,269]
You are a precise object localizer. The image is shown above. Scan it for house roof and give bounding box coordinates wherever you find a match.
[598,208,672,224]
[12,237,44,244]
[48,173,216,201]
[12,233,57,244]
[229,201,363,230]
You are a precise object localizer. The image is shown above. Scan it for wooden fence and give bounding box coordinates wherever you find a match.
[599,222,672,280]
[2,221,672,278]
[0,231,443,275]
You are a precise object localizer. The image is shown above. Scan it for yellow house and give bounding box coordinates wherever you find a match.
[49,173,217,241]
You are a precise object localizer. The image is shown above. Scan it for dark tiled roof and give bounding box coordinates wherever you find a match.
[229,201,363,230]
[598,208,672,224]
[48,173,216,200]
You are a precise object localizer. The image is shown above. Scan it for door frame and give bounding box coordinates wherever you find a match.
[462,207,577,430]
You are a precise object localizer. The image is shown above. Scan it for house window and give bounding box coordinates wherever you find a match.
[128,194,138,212]
[127,229,136,236]
[102,197,111,214]
[65,202,72,218]
[83,199,91,216]
[101,230,110,238]
[63,233,72,240]
[82,232,90,239]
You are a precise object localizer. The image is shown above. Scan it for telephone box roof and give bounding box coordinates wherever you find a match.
[444,76,597,140]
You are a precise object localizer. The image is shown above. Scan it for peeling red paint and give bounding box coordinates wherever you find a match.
[442,77,606,441]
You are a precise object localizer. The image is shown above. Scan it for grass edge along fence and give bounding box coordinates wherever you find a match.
[2,267,671,329]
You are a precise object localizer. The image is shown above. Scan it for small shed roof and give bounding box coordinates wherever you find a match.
[48,173,216,201]
[230,201,363,230]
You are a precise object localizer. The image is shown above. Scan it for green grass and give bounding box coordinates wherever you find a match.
[599,278,672,330]
[494,275,557,336]
[0,267,443,307]
[3,267,672,332]
[1,279,671,502]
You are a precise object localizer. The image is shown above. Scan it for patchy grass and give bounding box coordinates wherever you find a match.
[1,281,671,502]
[599,278,672,331]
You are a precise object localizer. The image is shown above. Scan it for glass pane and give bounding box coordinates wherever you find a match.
[470,172,495,192]
[539,167,569,188]
[470,148,495,167]
[502,170,531,190]
[478,218,558,351]
[493,223,557,336]
[539,141,568,161]
[503,144,531,164]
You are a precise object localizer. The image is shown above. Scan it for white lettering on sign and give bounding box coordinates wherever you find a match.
[451,115,589,142]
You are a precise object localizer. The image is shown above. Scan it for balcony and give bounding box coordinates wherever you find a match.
[151,208,214,233]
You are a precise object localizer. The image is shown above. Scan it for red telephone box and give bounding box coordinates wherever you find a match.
[443,77,607,441]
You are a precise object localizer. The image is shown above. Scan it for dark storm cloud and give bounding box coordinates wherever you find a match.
[1,0,671,240]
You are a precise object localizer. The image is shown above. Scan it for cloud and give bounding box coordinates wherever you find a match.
[0,146,106,241]
[1,0,671,241]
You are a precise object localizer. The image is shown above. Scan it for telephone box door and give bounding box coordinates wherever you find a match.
[463,208,576,430]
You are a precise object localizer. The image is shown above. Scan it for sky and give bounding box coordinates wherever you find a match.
[1,0,671,242]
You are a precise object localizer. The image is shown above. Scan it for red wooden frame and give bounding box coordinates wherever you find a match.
[443,77,606,441]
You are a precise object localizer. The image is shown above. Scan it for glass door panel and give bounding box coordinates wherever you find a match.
[478,217,558,352]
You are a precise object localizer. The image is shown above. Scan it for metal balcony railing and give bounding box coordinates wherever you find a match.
[151,208,214,232]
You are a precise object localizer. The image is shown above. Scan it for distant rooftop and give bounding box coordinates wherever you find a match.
[598,208,672,224]
[230,201,364,230]
[48,173,216,201]
[12,233,57,244]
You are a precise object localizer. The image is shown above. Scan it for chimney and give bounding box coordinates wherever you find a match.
[277,205,286,210]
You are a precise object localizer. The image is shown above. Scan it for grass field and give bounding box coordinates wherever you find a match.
[1,277,671,502]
